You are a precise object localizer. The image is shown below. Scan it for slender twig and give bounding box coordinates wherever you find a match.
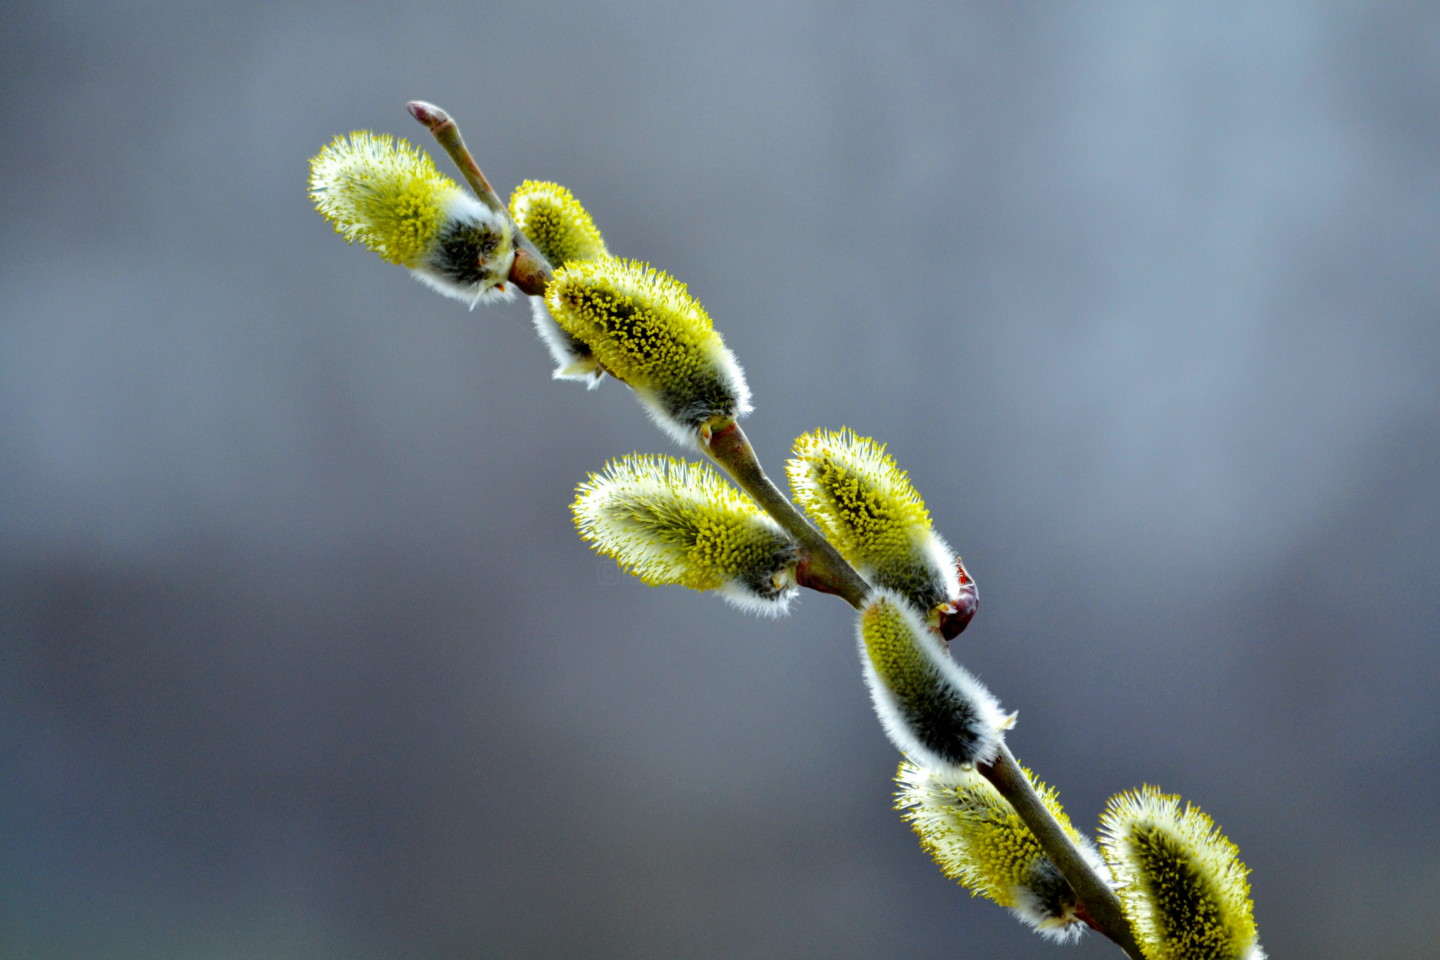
[980,744,1144,960]
[702,419,871,607]
[406,100,505,213]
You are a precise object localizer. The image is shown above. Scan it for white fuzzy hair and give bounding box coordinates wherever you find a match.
[858,589,1008,776]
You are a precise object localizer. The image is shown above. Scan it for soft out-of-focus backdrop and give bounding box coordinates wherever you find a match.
[3,2,1437,958]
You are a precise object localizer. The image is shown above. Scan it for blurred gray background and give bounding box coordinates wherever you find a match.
[3,2,1437,958]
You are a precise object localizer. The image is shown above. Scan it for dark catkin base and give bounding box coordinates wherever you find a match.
[428,215,508,288]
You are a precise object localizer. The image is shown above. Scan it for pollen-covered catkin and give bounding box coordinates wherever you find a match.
[895,760,1099,942]
[546,258,751,445]
[509,180,611,385]
[510,180,609,267]
[572,454,798,614]
[789,429,960,614]
[1100,787,1265,960]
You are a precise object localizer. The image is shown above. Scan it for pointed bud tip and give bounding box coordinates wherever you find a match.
[407,100,449,127]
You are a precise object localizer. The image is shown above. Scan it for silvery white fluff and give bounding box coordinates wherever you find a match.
[858,589,1010,776]
[529,297,603,387]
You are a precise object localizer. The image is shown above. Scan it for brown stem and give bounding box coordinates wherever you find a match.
[507,244,553,297]
[701,419,871,608]
[978,743,1144,960]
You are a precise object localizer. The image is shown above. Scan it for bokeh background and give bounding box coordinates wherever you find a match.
[4,2,1438,958]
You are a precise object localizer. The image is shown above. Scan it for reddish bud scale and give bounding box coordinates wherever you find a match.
[939,559,979,640]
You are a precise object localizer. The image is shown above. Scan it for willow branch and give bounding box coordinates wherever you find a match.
[406,100,505,213]
[402,102,1142,958]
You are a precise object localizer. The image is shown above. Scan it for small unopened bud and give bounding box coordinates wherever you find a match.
[896,759,1101,942]
[509,180,611,386]
[1099,787,1265,960]
[789,429,966,619]
[937,558,979,640]
[572,454,798,614]
[858,591,1007,772]
[546,258,751,446]
[308,132,515,306]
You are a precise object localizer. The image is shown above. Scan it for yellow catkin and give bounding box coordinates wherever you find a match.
[788,429,954,608]
[509,180,608,266]
[861,597,933,696]
[789,429,932,554]
[547,259,720,387]
[546,259,749,442]
[308,132,459,267]
[1100,788,1262,960]
[572,455,792,601]
[896,760,1092,941]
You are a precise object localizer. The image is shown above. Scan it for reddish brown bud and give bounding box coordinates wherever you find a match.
[938,558,978,640]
